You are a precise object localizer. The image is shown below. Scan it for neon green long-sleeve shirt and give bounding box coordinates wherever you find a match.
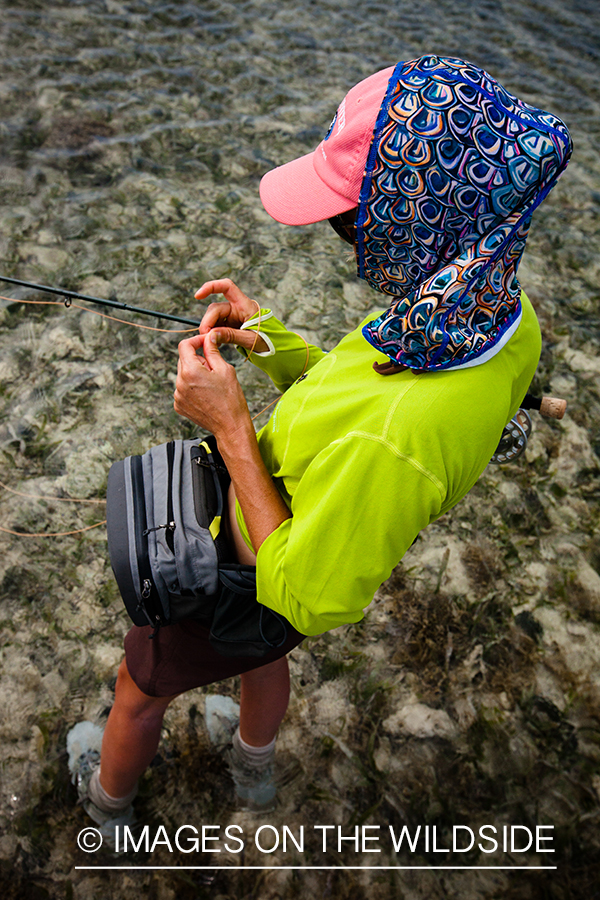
[237,294,541,636]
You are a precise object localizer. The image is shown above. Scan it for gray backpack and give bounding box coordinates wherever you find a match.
[106,436,289,658]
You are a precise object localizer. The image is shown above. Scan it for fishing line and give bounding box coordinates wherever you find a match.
[0,289,195,536]
[0,288,198,535]
[0,294,198,333]
[0,479,107,537]
[0,480,106,503]
[0,291,310,539]
[0,521,107,538]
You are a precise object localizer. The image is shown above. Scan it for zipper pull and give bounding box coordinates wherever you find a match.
[139,580,163,638]
[143,521,176,536]
[149,616,162,640]
[194,455,227,474]
[136,583,157,629]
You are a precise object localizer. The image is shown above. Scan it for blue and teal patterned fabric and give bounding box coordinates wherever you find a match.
[359,55,572,372]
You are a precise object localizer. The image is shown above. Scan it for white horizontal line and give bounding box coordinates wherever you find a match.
[75,866,558,871]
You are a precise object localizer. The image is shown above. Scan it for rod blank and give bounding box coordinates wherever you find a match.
[0,274,201,327]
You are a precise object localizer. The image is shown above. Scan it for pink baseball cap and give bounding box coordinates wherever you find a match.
[259,66,395,226]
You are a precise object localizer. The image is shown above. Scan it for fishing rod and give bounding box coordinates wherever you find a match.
[0,274,201,327]
[0,273,568,464]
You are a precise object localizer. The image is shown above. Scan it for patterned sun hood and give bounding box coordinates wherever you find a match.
[358,55,572,372]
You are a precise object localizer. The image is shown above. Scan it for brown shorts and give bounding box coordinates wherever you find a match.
[124,619,305,697]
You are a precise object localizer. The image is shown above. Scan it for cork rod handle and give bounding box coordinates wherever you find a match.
[539,396,567,419]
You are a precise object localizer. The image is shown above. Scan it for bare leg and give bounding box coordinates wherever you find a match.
[99,658,178,798]
[98,484,289,800]
[239,656,290,746]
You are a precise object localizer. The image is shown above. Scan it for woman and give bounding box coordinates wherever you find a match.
[69,55,571,825]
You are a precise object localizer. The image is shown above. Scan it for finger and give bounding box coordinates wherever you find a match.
[202,329,232,372]
[209,326,268,354]
[197,279,258,316]
[178,333,204,359]
[199,301,231,335]
[195,278,247,304]
[194,278,233,301]
[178,334,210,372]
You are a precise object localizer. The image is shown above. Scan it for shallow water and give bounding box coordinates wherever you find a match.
[1,1,600,898]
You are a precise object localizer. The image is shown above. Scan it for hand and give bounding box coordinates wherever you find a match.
[175,329,291,552]
[195,278,269,353]
[174,331,253,439]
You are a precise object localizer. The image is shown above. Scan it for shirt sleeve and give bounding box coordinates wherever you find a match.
[255,433,444,635]
[238,309,327,392]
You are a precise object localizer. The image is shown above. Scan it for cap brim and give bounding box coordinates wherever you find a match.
[259,151,358,226]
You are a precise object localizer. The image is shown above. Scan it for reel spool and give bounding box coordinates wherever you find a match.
[490,394,566,465]
[491,408,532,464]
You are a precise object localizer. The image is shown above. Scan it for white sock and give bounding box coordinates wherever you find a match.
[88,768,137,812]
[233,728,276,767]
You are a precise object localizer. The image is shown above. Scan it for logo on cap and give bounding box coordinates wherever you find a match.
[324,111,337,141]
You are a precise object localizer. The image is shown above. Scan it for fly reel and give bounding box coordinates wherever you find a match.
[490,394,567,465]
[491,408,532,463]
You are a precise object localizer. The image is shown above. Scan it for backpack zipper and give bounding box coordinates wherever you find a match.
[190,442,227,564]
[165,441,175,552]
[130,455,167,630]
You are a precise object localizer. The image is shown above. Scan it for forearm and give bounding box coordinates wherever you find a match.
[217,417,291,554]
